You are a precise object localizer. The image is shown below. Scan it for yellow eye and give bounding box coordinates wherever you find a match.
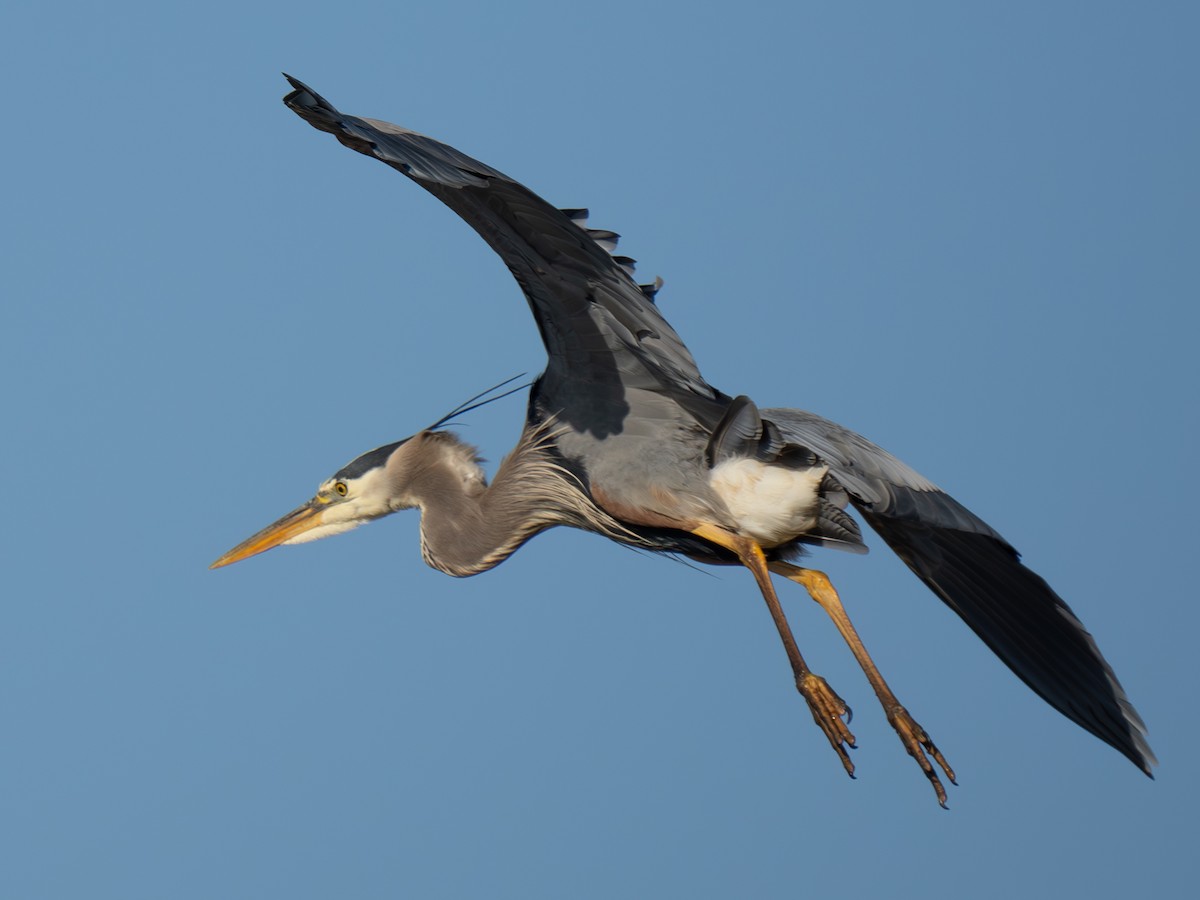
[334,482,348,496]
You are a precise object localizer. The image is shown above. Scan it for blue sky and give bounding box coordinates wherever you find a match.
[3,2,1196,897]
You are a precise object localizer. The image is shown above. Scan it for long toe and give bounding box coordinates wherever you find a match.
[887,704,955,808]
[798,673,857,777]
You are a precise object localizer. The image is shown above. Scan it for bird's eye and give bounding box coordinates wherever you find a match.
[334,482,348,496]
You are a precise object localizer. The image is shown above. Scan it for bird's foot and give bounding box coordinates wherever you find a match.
[797,672,857,778]
[885,704,956,808]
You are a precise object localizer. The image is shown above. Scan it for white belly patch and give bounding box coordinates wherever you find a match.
[709,458,827,547]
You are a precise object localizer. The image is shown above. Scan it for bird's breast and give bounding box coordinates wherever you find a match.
[709,458,827,548]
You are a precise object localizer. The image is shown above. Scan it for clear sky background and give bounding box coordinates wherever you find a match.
[3,2,1196,898]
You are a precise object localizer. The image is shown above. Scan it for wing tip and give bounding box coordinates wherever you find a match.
[1116,696,1157,776]
[281,73,340,122]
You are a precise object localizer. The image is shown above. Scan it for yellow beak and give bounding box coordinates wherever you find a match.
[210,500,327,569]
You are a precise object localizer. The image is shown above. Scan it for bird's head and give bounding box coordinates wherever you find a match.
[210,378,519,571]
[209,437,415,569]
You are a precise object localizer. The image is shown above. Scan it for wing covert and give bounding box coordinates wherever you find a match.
[282,76,721,437]
[764,407,1154,773]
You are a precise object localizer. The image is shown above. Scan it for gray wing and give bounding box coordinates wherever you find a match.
[282,76,724,438]
[764,407,1155,775]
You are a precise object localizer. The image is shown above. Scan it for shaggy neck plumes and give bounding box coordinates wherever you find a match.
[402,425,643,577]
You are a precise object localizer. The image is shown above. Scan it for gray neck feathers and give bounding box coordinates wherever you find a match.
[408,422,645,577]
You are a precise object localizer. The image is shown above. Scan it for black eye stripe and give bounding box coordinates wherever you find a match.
[335,438,408,480]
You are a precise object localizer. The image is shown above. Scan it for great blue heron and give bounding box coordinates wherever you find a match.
[212,76,1154,806]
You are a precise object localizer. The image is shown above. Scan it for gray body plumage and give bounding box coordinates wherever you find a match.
[270,77,1153,778]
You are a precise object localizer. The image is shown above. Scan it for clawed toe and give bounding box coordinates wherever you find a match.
[797,673,857,777]
[887,704,956,807]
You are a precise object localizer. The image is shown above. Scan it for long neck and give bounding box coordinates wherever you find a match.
[411,426,640,577]
[410,424,648,578]
[415,468,544,577]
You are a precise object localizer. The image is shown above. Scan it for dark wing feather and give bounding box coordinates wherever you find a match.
[282,76,1152,774]
[282,76,723,438]
[764,407,1154,774]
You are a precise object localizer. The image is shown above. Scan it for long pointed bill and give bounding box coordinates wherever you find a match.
[210,500,328,569]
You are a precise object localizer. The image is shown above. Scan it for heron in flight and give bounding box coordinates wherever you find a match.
[212,76,1154,805]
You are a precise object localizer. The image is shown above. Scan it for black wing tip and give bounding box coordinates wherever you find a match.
[1123,726,1157,778]
[281,73,338,116]
[1116,740,1156,779]
[866,518,1158,778]
[281,72,310,100]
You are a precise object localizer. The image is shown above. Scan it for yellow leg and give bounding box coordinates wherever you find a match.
[691,524,857,778]
[770,561,956,807]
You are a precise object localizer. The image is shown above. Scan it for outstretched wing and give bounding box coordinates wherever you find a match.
[282,76,723,438]
[282,76,1151,775]
[764,407,1155,774]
